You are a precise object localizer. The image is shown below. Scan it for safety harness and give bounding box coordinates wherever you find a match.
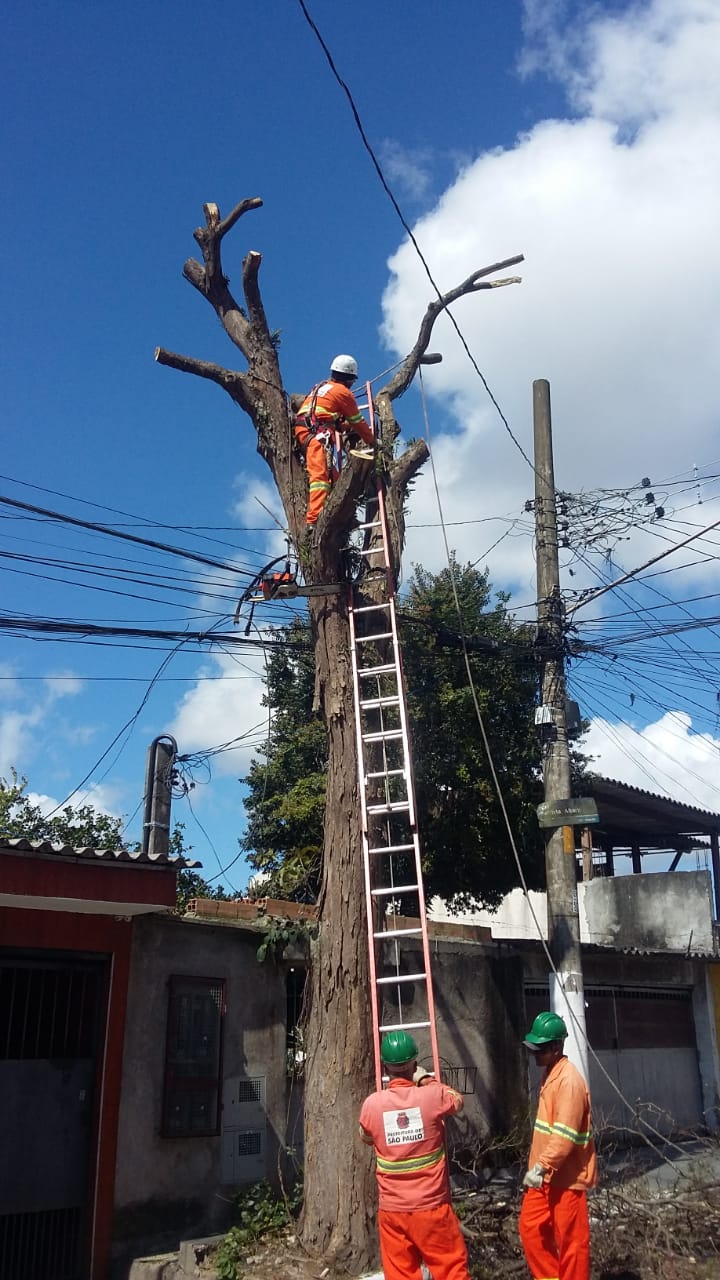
[295,383,343,475]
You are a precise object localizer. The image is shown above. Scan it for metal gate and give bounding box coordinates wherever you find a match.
[525,983,703,1133]
[0,952,106,1280]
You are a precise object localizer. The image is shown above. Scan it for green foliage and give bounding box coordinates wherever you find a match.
[0,769,126,848]
[255,914,314,963]
[214,1179,302,1279]
[400,557,546,908]
[240,560,579,909]
[242,617,326,902]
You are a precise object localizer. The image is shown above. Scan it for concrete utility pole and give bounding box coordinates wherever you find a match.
[533,380,589,1080]
[141,734,177,859]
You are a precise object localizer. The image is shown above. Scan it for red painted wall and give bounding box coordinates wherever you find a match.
[0,907,133,1280]
[0,851,176,908]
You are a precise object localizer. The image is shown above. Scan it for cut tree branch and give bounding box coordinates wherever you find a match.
[389,437,430,492]
[154,348,253,415]
[381,254,524,402]
[242,251,271,342]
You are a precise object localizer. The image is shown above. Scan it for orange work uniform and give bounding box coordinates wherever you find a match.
[519,1056,598,1280]
[293,380,374,525]
[359,1075,470,1280]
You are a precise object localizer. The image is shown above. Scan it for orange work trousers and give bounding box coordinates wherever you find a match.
[295,431,337,525]
[518,1185,590,1280]
[378,1202,470,1280]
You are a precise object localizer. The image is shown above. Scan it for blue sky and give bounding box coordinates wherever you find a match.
[2,0,720,891]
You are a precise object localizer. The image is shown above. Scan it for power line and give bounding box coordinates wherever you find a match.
[295,0,533,474]
[0,493,257,578]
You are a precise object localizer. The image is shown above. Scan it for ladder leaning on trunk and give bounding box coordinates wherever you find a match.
[348,384,441,1091]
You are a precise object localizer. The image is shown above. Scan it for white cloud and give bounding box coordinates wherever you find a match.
[381,0,720,595]
[169,652,268,778]
[0,672,91,780]
[0,707,45,777]
[0,663,19,701]
[379,140,434,202]
[231,472,288,561]
[26,784,123,822]
[584,710,720,812]
[44,673,84,700]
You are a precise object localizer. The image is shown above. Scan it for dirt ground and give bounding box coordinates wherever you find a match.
[199,1219,720,1280]
[202,1226,362,1279]
[199,1141,720,1280]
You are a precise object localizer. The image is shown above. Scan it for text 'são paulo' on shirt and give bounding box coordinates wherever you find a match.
[359,1078,464,1211]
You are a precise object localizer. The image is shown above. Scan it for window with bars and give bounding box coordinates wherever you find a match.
[162,976,225,1138]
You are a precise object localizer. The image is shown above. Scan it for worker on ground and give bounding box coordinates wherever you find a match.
[293,354,375,527]
[358,1029,471,1280]
[519,1011,598,1280]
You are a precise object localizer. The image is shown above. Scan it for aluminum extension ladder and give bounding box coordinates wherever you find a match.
[348,386,441,1091]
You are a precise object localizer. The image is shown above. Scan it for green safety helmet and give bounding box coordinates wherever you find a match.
[381,1030,419,1065]
[523,1011,567,1048]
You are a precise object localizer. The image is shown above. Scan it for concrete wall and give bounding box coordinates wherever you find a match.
[524,948,717,1134]
[111,914,296,1271]
[581,870,714,952]
[109,908,720,1271]
[379,936,528,1145]
[431,869,715,953]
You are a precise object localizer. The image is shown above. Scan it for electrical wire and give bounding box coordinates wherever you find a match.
[40,637,191,821]
[414,368,690,1163]
[295,0,535,475]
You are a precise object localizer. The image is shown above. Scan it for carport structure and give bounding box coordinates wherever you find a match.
[582,777,720,918]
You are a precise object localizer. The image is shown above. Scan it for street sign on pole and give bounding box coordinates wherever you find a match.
[537,797,600,829]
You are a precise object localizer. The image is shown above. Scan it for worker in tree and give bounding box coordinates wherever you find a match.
[519,1012,598,1280]
[358,1030,471,1280]
[293,354,375,527]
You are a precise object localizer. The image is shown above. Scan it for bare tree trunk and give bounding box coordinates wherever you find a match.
[155,198,522,1271]
[299,595,377,1265]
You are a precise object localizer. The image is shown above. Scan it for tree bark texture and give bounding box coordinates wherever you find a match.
[156,198,522,1271]
[299,593,378,1266]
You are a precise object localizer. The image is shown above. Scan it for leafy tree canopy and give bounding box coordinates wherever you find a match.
[242,559,566,909]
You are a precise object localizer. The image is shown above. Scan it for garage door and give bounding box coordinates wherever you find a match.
[525,984,704,1134]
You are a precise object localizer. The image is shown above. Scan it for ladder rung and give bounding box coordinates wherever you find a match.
[365,770,405,781]
[371,883,419,897]
[352,601,391,614]
[357,519,382,531]
[355,631,393,643]
[362,730,403,743]
[380,1020,431,1033]
[358,664,396,677]
[374,927,423,938]
[376,972,427,986]
[367,801,410,815]
[360,695,401,710]
[369,843,415,854]
[358,547,385,558]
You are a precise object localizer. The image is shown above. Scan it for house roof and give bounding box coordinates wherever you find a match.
[587,777,720,847]
[0,836,198,867]
[0,837,199,917]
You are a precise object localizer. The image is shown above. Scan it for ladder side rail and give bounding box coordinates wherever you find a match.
[407,829,442,1079]
[383,597,417,829]
[348,590,372,838]
[362,823,384,1093]
[349,585,385,1090]
[373,480,396,599]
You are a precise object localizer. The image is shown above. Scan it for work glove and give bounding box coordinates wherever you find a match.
[522,1162,546,1190]
[413,1067,433,1086]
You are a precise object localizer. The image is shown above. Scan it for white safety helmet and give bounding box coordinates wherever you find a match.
[330,353,358,379]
